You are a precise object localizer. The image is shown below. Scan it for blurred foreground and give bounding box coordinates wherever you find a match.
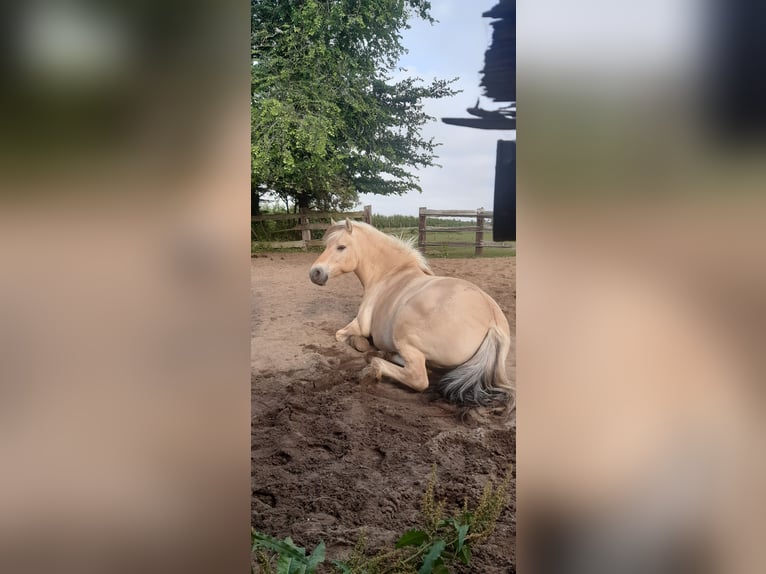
[518,1,766,572]
[0,1,250,573]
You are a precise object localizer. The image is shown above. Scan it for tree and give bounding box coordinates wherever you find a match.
[251,0,458,213]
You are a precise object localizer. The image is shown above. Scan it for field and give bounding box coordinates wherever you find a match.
[252,253,516,572]
[252,214,515,258]
[378,228,514,259]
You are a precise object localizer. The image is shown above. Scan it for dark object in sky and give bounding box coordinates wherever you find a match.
[441,117,516,130]
[442,99,516,130]
[706,1,766,144]
[467,98,514,119]
[493,141,515,242]
[441,0,516,126]
[481,0,516,103]
[441,0,516,242]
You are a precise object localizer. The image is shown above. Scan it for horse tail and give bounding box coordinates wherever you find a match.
[436,325,514,413]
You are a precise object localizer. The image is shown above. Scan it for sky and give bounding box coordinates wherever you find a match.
[358,0,513,216]
[357,0,699,217]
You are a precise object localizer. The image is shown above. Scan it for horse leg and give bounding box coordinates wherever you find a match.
[365,345,429,392]
[336,318,362,343]
[383,352,405,366]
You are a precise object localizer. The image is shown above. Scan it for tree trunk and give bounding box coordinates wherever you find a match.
[296,193,311,210]
[251,191,261,216]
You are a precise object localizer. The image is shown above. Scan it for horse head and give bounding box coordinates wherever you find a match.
[309,219,358,286]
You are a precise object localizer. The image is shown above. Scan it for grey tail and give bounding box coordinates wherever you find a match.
[435,326,513,408]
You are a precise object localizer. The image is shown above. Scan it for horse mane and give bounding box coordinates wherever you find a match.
[324,220,434,275]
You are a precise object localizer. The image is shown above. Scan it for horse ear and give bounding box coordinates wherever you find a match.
[345,218,353,234]
[330,217,337,225]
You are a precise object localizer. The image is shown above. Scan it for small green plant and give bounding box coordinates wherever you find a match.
[252,465,512,574]
[251,531,326,574]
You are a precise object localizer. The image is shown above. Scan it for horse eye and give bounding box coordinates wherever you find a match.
[337,245,347,251]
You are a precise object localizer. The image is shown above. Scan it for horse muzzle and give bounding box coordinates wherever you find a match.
[309,266,328,285]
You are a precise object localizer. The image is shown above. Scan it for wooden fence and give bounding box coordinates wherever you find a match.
[251,205,372,250]
[418,207,514,256]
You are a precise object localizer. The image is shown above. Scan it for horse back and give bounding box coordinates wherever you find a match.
[366,272,503,365]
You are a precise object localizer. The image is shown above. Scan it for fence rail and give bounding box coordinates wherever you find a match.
[418,207,514,256]
[252,205,371,250]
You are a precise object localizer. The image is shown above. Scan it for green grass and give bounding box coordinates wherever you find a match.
[251,234,514,258]
[371,214,467,229]
[383,227,515,259]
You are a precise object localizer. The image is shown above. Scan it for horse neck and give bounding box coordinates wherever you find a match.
[354,230,418,290]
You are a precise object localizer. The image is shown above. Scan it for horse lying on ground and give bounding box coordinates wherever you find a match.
[309,219,513,412]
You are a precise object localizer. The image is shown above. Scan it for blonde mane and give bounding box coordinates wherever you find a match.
[325,220,433,275]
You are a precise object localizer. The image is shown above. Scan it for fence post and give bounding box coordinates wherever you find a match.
[363,204,372,224]
[299,207,310,250]
[418,207,427,253]
[475,208,485,257]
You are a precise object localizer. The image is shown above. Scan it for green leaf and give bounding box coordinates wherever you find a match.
[418,540,446,574]
[432,564,450,574]
[276,553,295,574]
[331,560,353,574]
[253,532,307,559]
[458,544,471,565]
[396,529,429,548]
[456,524,469,552]
[305,542,326,571]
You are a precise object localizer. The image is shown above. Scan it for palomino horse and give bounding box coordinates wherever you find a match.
[309,219,512,409]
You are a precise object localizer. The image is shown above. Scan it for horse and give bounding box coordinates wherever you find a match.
[309,219,513,410]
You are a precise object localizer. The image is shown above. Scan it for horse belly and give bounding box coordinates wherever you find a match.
[395,281,497,367]
[366,280,425,353]
[368,309,398,353]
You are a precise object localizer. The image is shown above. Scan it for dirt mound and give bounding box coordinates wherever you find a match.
[252,254,515,572]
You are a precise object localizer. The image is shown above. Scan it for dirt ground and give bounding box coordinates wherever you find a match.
[252,253,516,572]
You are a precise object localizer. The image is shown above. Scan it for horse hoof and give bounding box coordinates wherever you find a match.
[360,364,379,384]
[350,335,371,352]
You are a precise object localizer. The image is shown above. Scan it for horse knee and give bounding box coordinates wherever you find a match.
[405,365,429,391]
[409,376,429,392]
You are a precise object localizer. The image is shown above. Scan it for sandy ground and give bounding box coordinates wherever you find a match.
[252,253,516,572]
